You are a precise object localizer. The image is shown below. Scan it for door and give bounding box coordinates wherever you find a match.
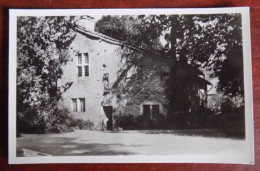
[103,106,113,130]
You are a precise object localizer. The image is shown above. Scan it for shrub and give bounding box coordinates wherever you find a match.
[17,109,47,134]
[114,113,167,130]
[17,108,94,134]
[70,118,94,130]
[114,114,136,130]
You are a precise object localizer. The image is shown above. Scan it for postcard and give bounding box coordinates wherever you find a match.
[9,7,254,164]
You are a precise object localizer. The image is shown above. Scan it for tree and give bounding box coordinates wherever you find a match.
[95,15,169,54]
[17,16,78,133]
[174,14,243,98]
[217,44,243,97]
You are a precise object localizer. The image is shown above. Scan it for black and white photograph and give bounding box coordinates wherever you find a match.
[8,8,254,164]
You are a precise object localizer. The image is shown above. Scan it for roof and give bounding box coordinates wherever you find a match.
[75,26,211,86]
[76,25,142,52]
[75,25,171,64]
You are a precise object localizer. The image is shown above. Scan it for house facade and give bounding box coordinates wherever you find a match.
[58,18,171,130]
[58,17,213,130]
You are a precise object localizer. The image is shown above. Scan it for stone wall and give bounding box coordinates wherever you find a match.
[58,30,170,129]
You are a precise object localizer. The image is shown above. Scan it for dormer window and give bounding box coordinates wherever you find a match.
[77,53,89,77]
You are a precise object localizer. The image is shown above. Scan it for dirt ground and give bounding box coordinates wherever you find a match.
[17,129,246,159]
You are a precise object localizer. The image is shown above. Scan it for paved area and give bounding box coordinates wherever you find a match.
[17,130,245,157]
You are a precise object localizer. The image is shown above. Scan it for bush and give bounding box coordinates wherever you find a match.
[70,118,94,130]
[17,109,47,134]
[17,108,94,134]
[114,113,167,130]
[114,114,136,130]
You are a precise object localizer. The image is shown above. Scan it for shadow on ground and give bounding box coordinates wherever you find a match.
[17,135,136,157]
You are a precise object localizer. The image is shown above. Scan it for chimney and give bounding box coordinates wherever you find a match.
[78,15,95,32]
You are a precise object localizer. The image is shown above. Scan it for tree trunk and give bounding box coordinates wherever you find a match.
[167,15,179,115]
[170,15,178,68]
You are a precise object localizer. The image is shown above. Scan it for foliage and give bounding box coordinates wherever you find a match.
[17,108,94,134]
[17,16,77,109]
[70,118,94,130]
[95,14,244,114]
[175,14,243,97]
[96,14,242,64]
[95,15,166,53]
[17,16,78,133]
[174,14,242,70]
[114,114,136,130]
[114,113,166,130]
[217,45,244,96]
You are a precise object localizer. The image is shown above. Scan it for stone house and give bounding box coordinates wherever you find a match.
[58,17,171,130]
[58,17,210,130]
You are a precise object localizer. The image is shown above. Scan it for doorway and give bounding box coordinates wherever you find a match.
[103,106,113,130]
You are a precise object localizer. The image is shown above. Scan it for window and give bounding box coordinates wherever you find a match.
[77,53,89,77]
[143,105,151,118]
[78,54,82,64]
[78,66,82,77]
[71,98,85,112]
[84,53,89,63]
[72,98,77,112]
[79,98,85,112]
[84,66,89,77]
[143,104,160,119]
[152,105,159,119]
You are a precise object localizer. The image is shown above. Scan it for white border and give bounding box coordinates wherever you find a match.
[8,7,254,164]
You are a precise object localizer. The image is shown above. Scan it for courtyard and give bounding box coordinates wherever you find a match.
[17,129,245,157]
